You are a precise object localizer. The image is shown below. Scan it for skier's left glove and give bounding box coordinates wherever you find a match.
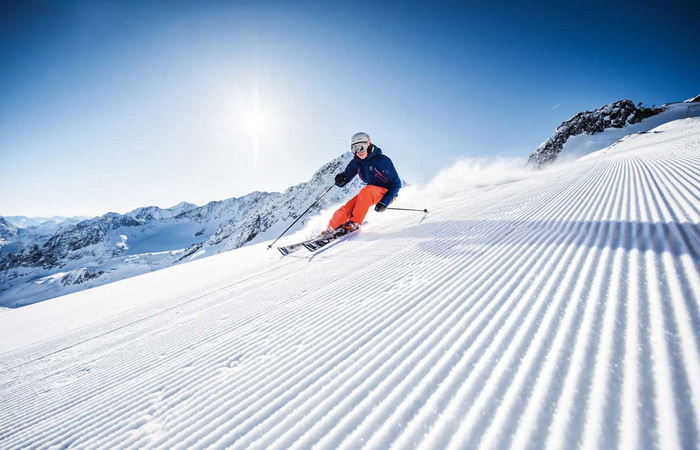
[374,202,387,213]
[335,173,347,187]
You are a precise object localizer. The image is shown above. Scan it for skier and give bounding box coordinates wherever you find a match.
[327,132,402,234]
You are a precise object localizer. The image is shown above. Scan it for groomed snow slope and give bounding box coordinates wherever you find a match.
[1,118,699,449]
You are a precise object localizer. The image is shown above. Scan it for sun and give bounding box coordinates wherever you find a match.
[242,103,269,137]
[241,87,270,139]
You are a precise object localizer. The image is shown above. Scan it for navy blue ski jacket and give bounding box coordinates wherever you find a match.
[341,145,401,206]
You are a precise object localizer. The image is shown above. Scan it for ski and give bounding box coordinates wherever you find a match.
[302,227,359,252]
[277,240,311,256]
[277,233,339,256]
[277,225,360,255]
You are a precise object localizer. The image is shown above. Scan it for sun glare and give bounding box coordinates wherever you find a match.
[243,106,269,136]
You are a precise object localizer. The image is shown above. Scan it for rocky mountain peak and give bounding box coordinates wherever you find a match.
[527,99,664,167]
[685,94,700,103]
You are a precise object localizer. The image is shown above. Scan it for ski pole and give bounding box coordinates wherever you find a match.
[267,184,335,250]
[386,207,428,213]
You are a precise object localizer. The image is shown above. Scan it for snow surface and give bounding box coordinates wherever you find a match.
[1,118,699,449]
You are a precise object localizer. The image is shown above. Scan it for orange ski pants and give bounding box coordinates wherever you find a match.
[329,185,389,230]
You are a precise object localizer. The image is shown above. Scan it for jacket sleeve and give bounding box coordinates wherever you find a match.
[342,159,359,184]
[378,156,401,205]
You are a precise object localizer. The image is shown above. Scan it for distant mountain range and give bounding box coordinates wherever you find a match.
[3,215,90,229]
[0,152,366,307]
[528,95,700,167]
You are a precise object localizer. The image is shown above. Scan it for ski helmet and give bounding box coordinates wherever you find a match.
[351,132,370,145]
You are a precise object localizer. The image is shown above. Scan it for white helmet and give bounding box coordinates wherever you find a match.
[351,132,370,145]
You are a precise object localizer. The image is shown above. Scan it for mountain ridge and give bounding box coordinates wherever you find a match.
[0,152,365,306]
[528,95,700,167]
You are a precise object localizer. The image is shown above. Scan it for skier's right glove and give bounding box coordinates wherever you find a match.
[335,173,347,187]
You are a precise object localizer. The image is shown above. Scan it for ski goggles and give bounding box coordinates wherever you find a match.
[351,141,368,154]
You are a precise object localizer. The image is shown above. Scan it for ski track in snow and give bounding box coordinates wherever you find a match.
[1,119,699,449]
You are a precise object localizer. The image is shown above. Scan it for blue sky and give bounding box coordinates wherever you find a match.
[1,0,697,217]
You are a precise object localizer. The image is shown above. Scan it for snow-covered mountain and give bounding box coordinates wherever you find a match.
[0,153,365,306]
[193,152,365,254]
[1,117,697,449]
[528,96,700,167]
[0,217,54,260]
[1,216,91,250]
[0,217,19,248]
[4,215,89,229]
[126,202,199,221]
[25,217,86,236]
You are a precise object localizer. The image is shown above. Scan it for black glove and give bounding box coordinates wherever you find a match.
[374,202,387,213]
[335,173,347,187]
